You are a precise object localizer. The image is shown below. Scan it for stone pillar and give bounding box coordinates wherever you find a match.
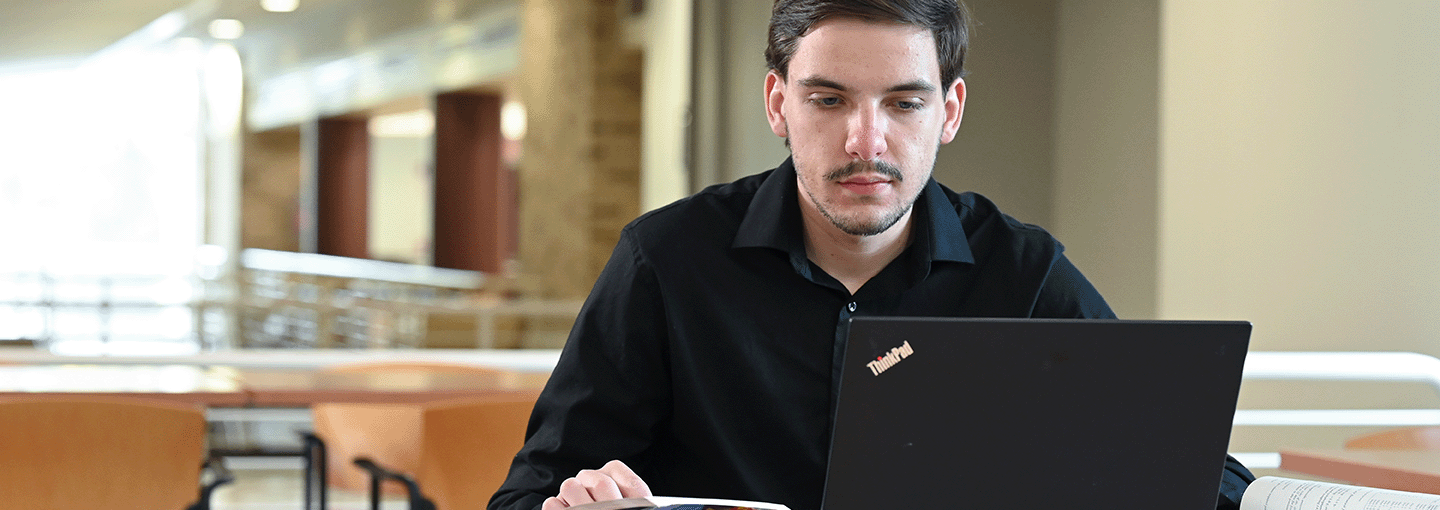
[433,92,511,273]
[241,127,302,252]
[518,0,643,299]
[314,116,370,258]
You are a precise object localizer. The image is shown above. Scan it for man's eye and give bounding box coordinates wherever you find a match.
[811,97,841,107]
[895,100,921,111]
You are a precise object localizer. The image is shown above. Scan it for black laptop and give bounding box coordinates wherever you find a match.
[821,318,1251,510]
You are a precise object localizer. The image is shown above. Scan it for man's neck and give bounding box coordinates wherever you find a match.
[800,203,914,296]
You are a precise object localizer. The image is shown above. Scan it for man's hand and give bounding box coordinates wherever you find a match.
[542,459,653,509]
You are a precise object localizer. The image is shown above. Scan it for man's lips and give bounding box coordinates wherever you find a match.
[837,176,892,194]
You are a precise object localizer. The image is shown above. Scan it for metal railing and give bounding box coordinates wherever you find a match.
[1234,351,1440,469]
[0,249,583,353]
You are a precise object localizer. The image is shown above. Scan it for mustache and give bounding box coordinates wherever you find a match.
[824,160,904,182]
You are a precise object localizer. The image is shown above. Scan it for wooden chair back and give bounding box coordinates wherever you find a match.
[312,361,508,494]
[416,396,538,509]
[0,396,206,510]
[1345,427,1440,449]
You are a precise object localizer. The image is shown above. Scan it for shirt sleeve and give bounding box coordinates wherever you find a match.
[1031,253,1117,319]
[1216,454,1257,510]
[488,229,673,510]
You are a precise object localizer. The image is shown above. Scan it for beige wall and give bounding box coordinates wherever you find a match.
[1158,0,1440,354]
[369,134,432,264]
[1049,0,1440,340]
[1050,0,1161,319]
[639,0,692,212]
[722,0,792,183]
[690,0,791,189]
[1154,0,1440,461]
[936,0,1059,229]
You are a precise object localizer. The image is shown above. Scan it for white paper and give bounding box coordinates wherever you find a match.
[1241,476,1440,510]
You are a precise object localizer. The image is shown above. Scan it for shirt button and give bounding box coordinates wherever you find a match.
[847,302,857,312]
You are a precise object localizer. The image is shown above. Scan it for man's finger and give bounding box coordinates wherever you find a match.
[598,459,653,498]
[541,496,568,510]
[557,476,596,507]
[575,468,625,501]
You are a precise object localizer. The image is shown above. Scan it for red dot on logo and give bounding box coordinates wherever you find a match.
[877,356,883,361]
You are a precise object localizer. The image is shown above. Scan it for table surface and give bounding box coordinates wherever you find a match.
[1280,448,1440,494]
[239,368,549,406]
[0,364,249,406]
[0,347,561,372]
[0,363,549,407]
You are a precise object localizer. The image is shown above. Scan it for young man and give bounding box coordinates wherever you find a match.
[489,1,1251,509]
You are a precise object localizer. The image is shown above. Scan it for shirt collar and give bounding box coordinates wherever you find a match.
[733,158,806,253]
[732,157,975,266]
[919,177,975,265]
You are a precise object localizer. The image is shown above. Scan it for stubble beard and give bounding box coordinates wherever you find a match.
[801,159,917,237]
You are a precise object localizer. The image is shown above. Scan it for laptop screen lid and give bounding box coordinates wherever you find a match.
[821,318,1251,510]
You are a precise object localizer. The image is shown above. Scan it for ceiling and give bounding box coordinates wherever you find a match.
[0,0,513,75]
[0,0,194,66]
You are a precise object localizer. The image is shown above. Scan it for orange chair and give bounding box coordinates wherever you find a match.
[409,396,537,509]
[1345,427,1440,449]
[309,362,538,509]
[0,396,230,510]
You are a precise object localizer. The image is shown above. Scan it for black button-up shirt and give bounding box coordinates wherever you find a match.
[490,159,1245,510]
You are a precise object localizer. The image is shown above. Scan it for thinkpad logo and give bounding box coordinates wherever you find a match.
[866,340,914,376]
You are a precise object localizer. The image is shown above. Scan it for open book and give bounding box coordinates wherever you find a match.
[566,496,789,510]
[1242,476,1440,509]
[569,476,1440,510]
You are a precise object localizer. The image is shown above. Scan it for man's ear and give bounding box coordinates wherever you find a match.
[939,77,966,145]
[764,70,789,138]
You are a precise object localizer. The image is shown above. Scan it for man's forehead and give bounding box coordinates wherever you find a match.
[788,17,942,90]
[793,17,936,54]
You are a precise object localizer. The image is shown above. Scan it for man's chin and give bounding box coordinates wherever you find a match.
[826,211,905,237]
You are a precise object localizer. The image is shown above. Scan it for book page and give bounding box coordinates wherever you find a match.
[645,496,790,510]
[568,496,790,510]
[1241,476,1440,510]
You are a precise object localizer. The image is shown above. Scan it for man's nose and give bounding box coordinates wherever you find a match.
[845,105,887,161]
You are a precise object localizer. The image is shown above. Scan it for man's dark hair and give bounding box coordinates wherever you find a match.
[765,0,971,89]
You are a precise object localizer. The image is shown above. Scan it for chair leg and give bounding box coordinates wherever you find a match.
[372,469,385,510]
[301,433,328,510]
[354,458,437,510]
[186,457,236,510]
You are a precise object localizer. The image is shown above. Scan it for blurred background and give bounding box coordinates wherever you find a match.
[1,0,1438,475]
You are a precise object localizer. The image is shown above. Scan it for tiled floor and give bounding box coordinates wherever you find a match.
[207,421,409,510]
[206,423,432,509]
[211,467,409,510]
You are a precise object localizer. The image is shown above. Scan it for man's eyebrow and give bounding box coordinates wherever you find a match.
[887,80,936,94]
[796,77,937,94]
[798,77,847,91]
